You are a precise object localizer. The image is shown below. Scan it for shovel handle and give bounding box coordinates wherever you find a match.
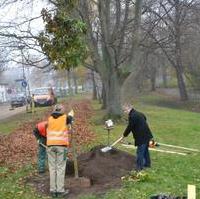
[39,142,47,149]
[158,142,200,152]
[111,136,124,147]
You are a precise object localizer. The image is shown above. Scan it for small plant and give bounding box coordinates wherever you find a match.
[121,170,150,182]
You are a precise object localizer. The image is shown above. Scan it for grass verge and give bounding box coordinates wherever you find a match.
[1,94,200,199]
[84,96,200,199]
[0,165,48,199]
[0,107,49,135]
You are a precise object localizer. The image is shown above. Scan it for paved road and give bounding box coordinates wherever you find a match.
[0,104,26,121]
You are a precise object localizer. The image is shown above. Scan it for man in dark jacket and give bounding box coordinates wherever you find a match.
[123,105,154,171]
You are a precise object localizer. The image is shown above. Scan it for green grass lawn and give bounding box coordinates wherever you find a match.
[85,97,200,199]
[0,165,46,199]
[1,94,200,199]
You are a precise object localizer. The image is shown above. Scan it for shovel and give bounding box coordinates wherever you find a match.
[39,142,47,149]
[101,136,123,153]
[157,142,200,152]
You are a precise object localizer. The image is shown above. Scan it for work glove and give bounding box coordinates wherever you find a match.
[149,139,156,148]
[67,115,74,125]
[67,109,74,124]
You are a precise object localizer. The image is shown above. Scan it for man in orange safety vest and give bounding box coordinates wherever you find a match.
[46,104,73,198]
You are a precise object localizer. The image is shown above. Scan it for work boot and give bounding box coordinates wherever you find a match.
[38,170,45,175]
[144,165,151,170]
[50,192,57,198]
[38,170,45,173]
[57,189,69,198]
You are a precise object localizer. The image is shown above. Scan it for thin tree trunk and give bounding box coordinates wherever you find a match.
[67,69,73,95]
[150,67,156,91]
[72,69,78,94]
[97,86,102,104]
[150,76,156,91]
[162,67,168,88]
[91,70,98,100]
[101,84,106,109]
[175,66,188,100]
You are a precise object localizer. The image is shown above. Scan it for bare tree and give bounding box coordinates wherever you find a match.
[0,0,54,70]
[143,0,200,100]
[79,0,144,117]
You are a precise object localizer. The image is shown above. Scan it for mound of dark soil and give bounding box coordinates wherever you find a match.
[27,145,135,199]
[67,145,135,184]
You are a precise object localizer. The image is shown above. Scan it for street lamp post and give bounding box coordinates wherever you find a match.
[18,45,28,112]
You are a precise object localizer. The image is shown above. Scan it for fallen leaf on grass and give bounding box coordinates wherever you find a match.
[0,100,96,171]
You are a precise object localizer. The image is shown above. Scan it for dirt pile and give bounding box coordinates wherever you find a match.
[67,145,135,184]
[28,146,136,199]
[66,146,136,198]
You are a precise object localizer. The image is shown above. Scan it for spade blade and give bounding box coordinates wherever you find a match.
[101,146,112,153]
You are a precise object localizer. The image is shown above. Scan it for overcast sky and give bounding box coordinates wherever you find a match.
[0,0,49,33]
[0,0,53,85]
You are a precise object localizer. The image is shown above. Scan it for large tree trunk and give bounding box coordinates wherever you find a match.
[102,68,122,117]
[128,0,143,66]
[174,1,188,101]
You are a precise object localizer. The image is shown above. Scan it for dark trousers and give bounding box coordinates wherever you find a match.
[38,137,46,173]
[136,143,151,171]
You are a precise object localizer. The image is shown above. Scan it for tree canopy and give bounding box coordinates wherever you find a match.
[38,0,87,70]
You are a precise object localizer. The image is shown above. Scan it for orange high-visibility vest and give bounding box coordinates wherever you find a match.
[47,114,69,146]
[36,121,47,137]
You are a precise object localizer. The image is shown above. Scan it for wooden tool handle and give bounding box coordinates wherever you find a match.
[111,136,123,147]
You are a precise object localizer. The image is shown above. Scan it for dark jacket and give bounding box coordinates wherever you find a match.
[123,109,153,146]
[33,128,45,139]
[33,128,46,145]
[51,112,73,125]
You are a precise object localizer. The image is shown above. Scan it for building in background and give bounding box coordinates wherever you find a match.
[0,83,8,103]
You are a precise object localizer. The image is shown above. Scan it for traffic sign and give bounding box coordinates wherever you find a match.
[21,80,27,88]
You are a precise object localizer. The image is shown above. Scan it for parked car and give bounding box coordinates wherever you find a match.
[54,87,69,98]
[10,95,26,108]
[31,87,57,107]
